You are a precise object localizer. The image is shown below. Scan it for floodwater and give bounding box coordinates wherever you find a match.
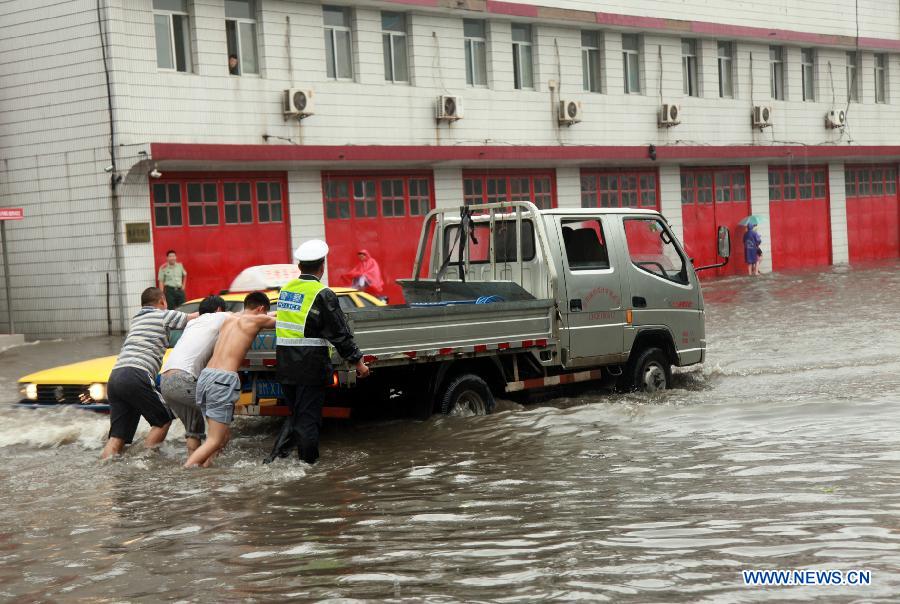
[1,262,899,602]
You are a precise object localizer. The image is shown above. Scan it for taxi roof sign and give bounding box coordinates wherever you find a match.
[0,208,24,220]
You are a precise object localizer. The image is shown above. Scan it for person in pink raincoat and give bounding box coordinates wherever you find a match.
[341,249,384,296]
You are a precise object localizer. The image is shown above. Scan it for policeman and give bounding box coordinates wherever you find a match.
[264,239,369,464]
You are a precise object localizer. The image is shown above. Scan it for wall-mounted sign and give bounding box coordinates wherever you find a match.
[0,208,24,220]
[125,222,151,244]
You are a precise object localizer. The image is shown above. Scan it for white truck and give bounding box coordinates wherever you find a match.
[238,201,730,419]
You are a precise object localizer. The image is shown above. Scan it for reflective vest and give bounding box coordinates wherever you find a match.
[276,278,330,348]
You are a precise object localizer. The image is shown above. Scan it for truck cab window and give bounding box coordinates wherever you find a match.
[561,219,609,270]
[443,220,535,264]
[624,218,688,284]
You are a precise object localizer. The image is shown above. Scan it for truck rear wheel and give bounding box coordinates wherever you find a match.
[439,374,495,416]
[617,347,671,393]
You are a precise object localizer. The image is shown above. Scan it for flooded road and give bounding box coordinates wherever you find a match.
[1,263,899,602]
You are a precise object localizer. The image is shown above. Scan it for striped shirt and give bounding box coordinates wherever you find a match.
[113,307,189,376]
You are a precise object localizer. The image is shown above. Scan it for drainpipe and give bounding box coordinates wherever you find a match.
[96,0,127,334]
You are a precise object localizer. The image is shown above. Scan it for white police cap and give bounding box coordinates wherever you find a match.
[294,239,330,262]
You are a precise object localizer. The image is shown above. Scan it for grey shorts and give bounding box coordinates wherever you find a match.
[160,370,206,440]
[196,368,241,425]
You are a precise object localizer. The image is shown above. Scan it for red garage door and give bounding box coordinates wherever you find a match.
[580,168,659,210]
[151,173,291,300]
[768,166,831,270]
[680,167,750,277]
[845,165,900,262]
[323,172,433,303]
[463,170,557,209]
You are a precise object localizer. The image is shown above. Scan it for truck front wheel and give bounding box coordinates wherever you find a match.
[618,347,672,393]
[439,374,496,416]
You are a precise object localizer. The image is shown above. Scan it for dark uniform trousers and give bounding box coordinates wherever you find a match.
[266,384,326,464]
[164,285,186,310]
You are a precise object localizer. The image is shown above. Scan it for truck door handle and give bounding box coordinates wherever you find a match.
[632,296,647,308]
[569,299,583,312]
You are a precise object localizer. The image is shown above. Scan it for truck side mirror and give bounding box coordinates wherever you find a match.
[717,226,731,259]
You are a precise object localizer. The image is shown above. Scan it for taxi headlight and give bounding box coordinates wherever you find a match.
[88,383,107,401]
[23,383,38,401]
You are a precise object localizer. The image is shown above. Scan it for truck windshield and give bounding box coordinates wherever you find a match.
[443,220,535,264]
[623,217,688,284]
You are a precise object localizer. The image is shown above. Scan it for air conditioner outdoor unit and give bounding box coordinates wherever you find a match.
[658,103,680,127]
[825,109,846,129]
[436,95,463,121]
[558,99,583,125]
[752,105,773,128]
[283,88,314,118]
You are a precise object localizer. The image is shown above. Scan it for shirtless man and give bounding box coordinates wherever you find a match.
[184,291,275,468]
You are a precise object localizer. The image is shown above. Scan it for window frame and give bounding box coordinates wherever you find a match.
[225,0,259,76]
[464,19,488,87]
[324,5,354,80]
[580,168,659,210]
[682,39,699,97]
[681,167,749,205]
[381,12,409,83]
[462,170,557,209]
[153,0,192,73]
[623,217,690,285]
[717,41,734,98]
[767,166,828,202]
[875,53,887,104]
[845,164,898,198]
[622,34,642,94]
[770,46,785,100]
[150,173,289,230]
[801,48,816,102]
[581,31,602,93]
[847,51,860,102]
[511,23,534,90]
[321,172,435,221]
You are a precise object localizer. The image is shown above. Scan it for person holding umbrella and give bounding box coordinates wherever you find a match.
[739,215,763,276]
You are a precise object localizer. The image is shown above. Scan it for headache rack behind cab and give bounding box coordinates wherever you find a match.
[401,201,559,304]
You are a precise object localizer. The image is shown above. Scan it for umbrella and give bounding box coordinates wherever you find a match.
[738,215,763,227]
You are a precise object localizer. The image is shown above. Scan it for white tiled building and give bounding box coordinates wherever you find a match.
[2,0,899,337]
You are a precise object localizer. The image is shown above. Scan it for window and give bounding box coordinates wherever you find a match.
[464,19,487,87]
[770,46,784,100]
[718,42,734,98]
[582,31,602,92]
[681,169,749,205]
[324,5,353,80]
[624,218,688,284]
[152,183,183,227]
[512,24,534,89]
[845,166,897,198]
[382,12,408,83]
[875,54,887,104]
[225,0,258,75]
[153,0,192,72]
[801,48,816,101]
[463,172,556,209]
[187,182,219,226]
[444,221,536,264]
[768,167,827,201]
[580,170,658,209]
[847,51,859,102]
[562,219,610,271]
[323,174,434,220]
[223,182,253,224]
[682,39,699,97]
[256,182,283,223]
[622,34,641,94]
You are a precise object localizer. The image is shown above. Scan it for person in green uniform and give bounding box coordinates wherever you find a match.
[158,249,188,310]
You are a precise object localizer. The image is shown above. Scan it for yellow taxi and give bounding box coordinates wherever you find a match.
[17,285,384,410]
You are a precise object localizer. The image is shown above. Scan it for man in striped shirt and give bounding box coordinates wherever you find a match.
[100,287,198,459]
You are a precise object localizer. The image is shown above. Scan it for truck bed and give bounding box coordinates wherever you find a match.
[244,299,556,368]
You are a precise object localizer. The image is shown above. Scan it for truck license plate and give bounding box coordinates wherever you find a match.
[255,379,283,399]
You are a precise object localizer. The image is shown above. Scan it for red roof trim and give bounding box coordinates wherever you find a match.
[151,143,900,164]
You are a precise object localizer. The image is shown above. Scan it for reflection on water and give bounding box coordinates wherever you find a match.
[1,262,899,601]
